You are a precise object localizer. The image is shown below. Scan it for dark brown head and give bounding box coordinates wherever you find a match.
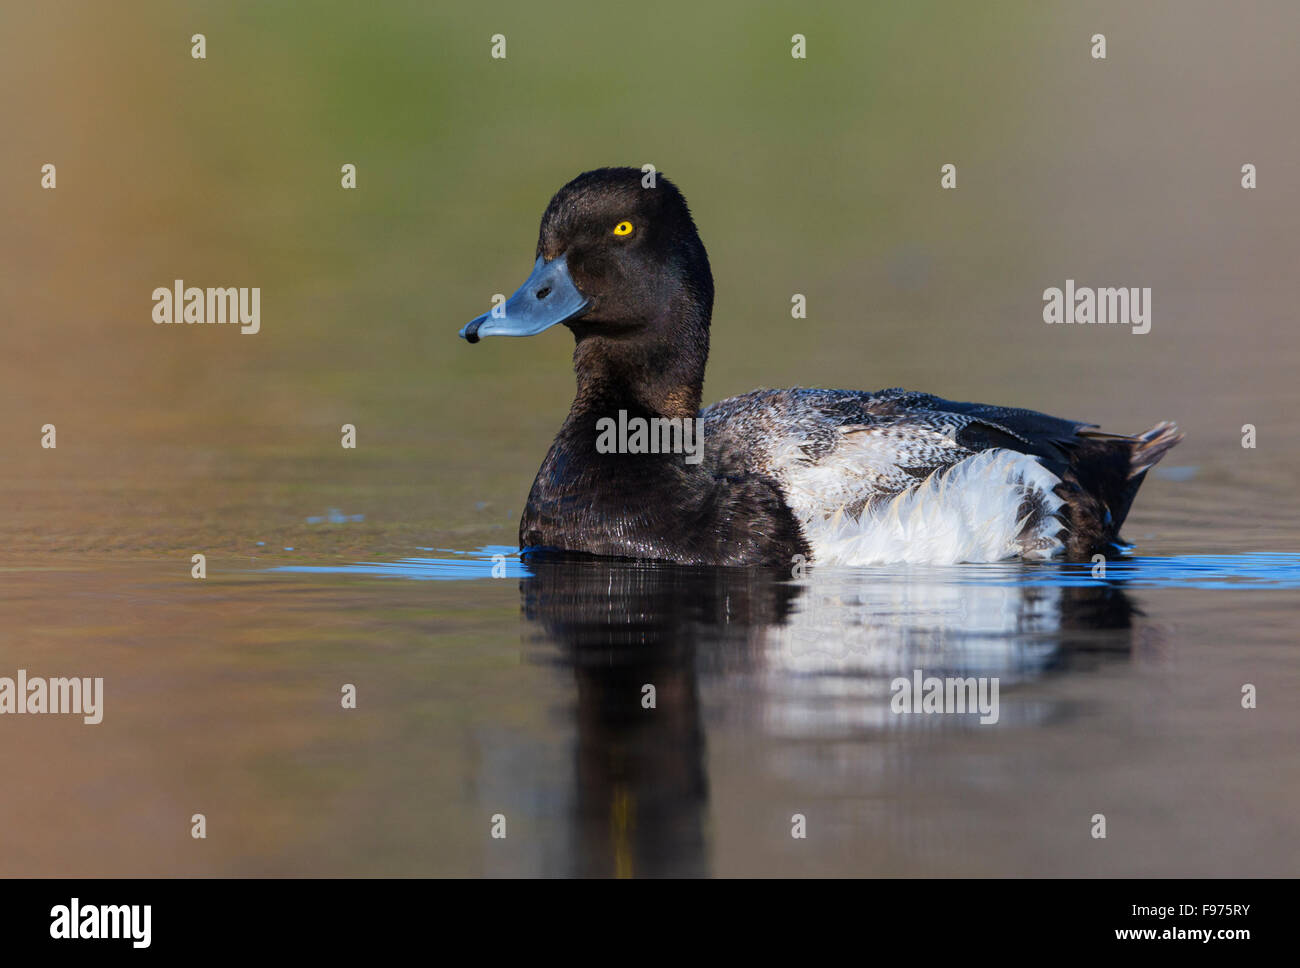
[460,168,713,416]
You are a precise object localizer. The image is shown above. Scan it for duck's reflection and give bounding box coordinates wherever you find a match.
[519,555,1141,876]
[521,556,798,876]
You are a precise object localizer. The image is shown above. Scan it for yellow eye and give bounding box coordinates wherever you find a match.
[613,220,634,236]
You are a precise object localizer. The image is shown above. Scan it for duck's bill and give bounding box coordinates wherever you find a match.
[459,255,590,343]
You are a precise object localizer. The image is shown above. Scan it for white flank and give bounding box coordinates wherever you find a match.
[798,449,1066,565]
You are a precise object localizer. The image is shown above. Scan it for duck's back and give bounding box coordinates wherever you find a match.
[702,387,1181,565]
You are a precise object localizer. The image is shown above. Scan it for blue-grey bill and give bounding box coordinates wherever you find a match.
[459,255,589,343]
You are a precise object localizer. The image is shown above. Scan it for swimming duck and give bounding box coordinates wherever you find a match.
[459,168,1182,567]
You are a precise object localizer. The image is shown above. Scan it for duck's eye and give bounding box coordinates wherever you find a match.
[613,220,634,237]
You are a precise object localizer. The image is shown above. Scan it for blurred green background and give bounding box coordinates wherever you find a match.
[3,0,1298,558]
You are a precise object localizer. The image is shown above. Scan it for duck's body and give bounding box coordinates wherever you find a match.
[462,168,1181,567]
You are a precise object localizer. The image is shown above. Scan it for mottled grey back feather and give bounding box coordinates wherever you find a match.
[701,387,1089,505]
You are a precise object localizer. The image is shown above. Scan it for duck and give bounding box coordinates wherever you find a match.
[459,167,1182,567]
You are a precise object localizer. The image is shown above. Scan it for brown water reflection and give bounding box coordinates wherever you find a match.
[4,550,1298,876]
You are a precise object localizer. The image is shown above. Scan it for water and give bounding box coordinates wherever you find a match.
[272,548,1300,589]
[4,538,1297,876]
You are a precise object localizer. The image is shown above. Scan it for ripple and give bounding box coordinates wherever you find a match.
[265,549,1300,590]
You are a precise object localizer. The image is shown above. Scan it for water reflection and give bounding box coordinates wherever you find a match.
[518,554,1141,876]
[521,556,797,876]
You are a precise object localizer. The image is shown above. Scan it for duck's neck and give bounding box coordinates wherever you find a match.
[568,312,708,422]
[569,343,702,421]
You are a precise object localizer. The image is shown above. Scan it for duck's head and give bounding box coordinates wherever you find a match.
[460,168,713,415]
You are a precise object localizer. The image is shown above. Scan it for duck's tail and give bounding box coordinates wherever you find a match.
[1059,421,1183,557]
[1128,421,1184,479]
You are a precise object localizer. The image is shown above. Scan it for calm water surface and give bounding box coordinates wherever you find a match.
[4,472,1298,876]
